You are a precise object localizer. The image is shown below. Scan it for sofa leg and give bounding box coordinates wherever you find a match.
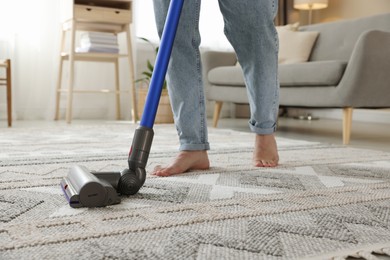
[342,107,353,145]
[213,101,223,128]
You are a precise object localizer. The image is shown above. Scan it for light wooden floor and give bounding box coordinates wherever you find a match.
[216,117,390,152]
[2,117,390,152]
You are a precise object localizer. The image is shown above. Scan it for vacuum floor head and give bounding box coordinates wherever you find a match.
[60,165,121,208]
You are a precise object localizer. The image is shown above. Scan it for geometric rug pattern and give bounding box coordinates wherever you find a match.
[1,122,390,259]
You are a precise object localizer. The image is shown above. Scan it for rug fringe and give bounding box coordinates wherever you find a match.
[302,243,390,260]
[374,247,390,255]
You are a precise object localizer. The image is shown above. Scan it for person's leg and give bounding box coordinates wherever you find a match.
[218,0,279,167]
[151,0,210,176]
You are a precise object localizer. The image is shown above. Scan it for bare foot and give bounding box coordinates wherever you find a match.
[151,150,210,177]
[253,134,279,167]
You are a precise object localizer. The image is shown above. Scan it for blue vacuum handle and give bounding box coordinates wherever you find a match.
[140,0,184,128]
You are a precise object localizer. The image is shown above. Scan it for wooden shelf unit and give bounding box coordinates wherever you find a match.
[55,0,137,123]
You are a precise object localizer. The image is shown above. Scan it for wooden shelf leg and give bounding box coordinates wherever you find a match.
[66,21,76,124]
[114,58,121,120]
[125,24,138,122]
[6,59,12,127]
[55,29,66,120]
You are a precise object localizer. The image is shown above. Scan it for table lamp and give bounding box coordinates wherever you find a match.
[294,0,328,24]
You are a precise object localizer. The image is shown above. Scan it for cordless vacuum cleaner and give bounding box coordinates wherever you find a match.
[60,0,184,208]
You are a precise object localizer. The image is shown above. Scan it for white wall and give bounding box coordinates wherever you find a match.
[292,0,390,25]
[318,0,390,23]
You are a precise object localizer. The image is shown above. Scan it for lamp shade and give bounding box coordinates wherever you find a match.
[294,0,328,10]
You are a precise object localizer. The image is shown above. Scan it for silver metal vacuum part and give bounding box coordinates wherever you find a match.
[60,165,121,208]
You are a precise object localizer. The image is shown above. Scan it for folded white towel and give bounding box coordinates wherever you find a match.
[76,46,119,54]
[81,32,118,45]
[80,38,118,46]
[80,41,119,49]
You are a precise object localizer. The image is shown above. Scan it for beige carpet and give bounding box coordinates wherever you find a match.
[1,122,390,259]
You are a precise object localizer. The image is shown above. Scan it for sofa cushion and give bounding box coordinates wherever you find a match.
[208,60,347,87]
[279,60,347,86]
[235,23,317,65]
[208,66,246,87]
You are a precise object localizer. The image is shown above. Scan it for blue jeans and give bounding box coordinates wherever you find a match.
[153,0,279,151]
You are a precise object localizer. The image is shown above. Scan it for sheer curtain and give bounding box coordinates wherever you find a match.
[0,0,62,120]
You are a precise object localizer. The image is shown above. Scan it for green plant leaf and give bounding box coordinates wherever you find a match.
[142,72,153,78]
[135,78,148,83]
[146,60,154,72]
[139,37,150,43]
[135,37,169,91]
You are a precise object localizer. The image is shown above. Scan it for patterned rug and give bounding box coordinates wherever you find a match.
[1,122,390,260]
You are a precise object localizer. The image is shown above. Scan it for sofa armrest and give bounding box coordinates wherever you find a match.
[201,50,237,92]
[337,30,390,107]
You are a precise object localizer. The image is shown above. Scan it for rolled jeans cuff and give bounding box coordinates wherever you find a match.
[180,143,210,151]
[249,121,277,135]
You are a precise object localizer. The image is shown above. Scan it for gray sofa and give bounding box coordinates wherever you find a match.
[202,13,390,144]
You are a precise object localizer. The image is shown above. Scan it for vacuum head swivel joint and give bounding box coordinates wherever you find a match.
[118,126,154,195]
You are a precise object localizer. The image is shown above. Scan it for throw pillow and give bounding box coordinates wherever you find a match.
[235,23,301,67]
[277,27,319,64]
[276,22,300,32]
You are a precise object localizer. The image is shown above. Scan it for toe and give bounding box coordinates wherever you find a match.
[253,159,278,168]
[151,165,163,175]
[253,160,265,167]
[264,160,278,167]
[154,167,178,177]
